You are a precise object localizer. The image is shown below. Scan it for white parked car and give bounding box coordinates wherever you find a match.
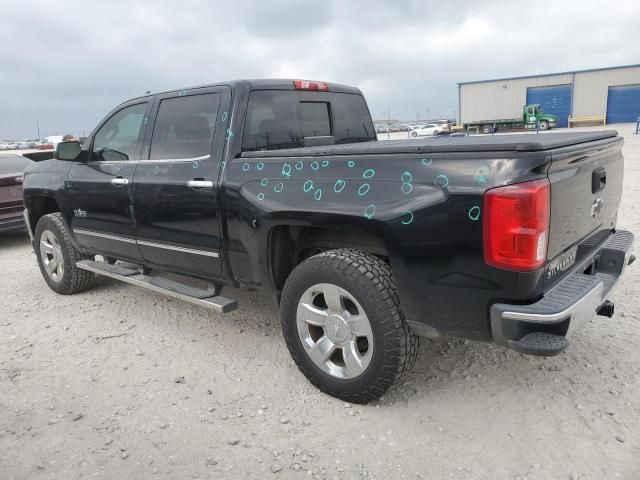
[410,124,443,137]
[44,135,65,149]
[433,120,451,132]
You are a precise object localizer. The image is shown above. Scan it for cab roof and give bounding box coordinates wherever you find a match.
[128,79,362,102]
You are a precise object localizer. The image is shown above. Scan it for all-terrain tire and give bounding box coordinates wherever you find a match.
[280,249,419,403]
[34,213,94,294]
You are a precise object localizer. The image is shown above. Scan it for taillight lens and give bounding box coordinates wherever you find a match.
[483,178,550,271]
[293,80,329,91]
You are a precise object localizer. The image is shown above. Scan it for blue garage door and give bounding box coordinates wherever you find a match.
[526,84,572,128]
[606,85,640,124]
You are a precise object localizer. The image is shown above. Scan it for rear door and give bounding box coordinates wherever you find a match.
[132,87,229,277]
[66,100,151,260]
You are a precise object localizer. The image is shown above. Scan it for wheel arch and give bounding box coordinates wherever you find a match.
[26,195,61,233]
[267,224,391,297]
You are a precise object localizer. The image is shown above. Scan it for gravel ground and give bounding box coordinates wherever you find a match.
[1,125,639,480]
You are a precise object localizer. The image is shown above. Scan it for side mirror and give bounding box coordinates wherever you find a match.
[54,141,82,161]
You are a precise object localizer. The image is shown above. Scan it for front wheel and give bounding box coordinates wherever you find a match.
[411,130,418,137]
[280,249,419,403]
[539,120,549,130]
[34,213,94,294]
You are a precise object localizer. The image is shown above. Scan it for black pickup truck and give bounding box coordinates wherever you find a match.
[22,79,634,403]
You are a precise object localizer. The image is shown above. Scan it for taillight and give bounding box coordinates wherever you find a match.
[483,178,550,271]
[293,80,329,91]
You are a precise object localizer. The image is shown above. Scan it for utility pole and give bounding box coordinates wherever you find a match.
[36,121,40,139]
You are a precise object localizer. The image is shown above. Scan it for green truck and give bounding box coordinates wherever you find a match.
[464,104,559,134]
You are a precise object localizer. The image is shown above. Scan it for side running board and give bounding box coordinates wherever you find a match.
[76,260,237,313]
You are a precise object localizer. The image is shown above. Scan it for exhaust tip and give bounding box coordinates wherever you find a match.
[597,300,615,318]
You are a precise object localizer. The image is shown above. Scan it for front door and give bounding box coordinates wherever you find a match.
[65,100,150,261]
[132,87,228,277]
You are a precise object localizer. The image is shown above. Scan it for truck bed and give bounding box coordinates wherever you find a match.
[241,131,618,157]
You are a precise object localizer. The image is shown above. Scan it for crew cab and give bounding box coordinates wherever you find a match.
[22,79,634,403]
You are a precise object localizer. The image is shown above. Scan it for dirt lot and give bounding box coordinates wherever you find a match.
[1,125,639,480]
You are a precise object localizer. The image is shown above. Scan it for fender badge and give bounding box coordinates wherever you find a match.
[73,209,87,218]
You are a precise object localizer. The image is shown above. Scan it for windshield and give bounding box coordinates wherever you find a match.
[537,106,545,113]
[242,90,375,151]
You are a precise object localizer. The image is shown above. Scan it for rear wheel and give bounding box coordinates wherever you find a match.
[482,124,493,134]
[280,249,419,403]
[34,213,94,294]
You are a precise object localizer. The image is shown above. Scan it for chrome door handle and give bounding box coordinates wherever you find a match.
[187,180,213,189]
[111,177,129,186]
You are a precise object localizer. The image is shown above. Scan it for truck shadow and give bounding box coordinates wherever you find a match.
[78,270,573,407]
[0,229,30,249]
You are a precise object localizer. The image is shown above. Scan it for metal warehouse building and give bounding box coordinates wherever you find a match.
[458,64,640,128]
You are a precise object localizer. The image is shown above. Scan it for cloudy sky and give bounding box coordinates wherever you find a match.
[1,0,638,138]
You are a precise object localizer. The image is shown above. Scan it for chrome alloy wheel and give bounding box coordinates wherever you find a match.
[40,229,65,282]
[296,283,374,379]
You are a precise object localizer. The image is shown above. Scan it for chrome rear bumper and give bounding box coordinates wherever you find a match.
[491,230,634,350]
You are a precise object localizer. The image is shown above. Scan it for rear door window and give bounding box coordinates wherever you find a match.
[242,90,375,151]
[149,93,220,160]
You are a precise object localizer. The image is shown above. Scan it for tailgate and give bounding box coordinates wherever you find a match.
[544,136,624,287]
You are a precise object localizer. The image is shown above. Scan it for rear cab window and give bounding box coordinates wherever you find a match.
[242,90,375,151]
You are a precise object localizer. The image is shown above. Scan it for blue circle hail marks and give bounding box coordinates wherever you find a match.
[221,111,228,122]
[153,165,160,175]
[314,188,322,201]
[226,129,234,140]
[333,179,346,193]
[321,160,330,167]
[347,160,356,168]
[242,162,250,172]
[274,182,284,193]
[364,205,376,220]
[358,183,370,196]
[311,161,320,171]
[468,206,481,221]
[192,161,199,169]
[257,162,265,171]
[179,90,186,96]
[260,178,268,187]
[257,193,265,201]
[282,163,292,177]
[295,161,304,171]
[421,158,433,167]
[401,210,414,225]
[362,168,375,179]
[401,171,413,194]
[401,182,413,194]
[434,174,449,188]
[143,116,148,125]
[303,180,314,192]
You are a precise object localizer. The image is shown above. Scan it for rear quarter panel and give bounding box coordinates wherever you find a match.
[223,150,552,341]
